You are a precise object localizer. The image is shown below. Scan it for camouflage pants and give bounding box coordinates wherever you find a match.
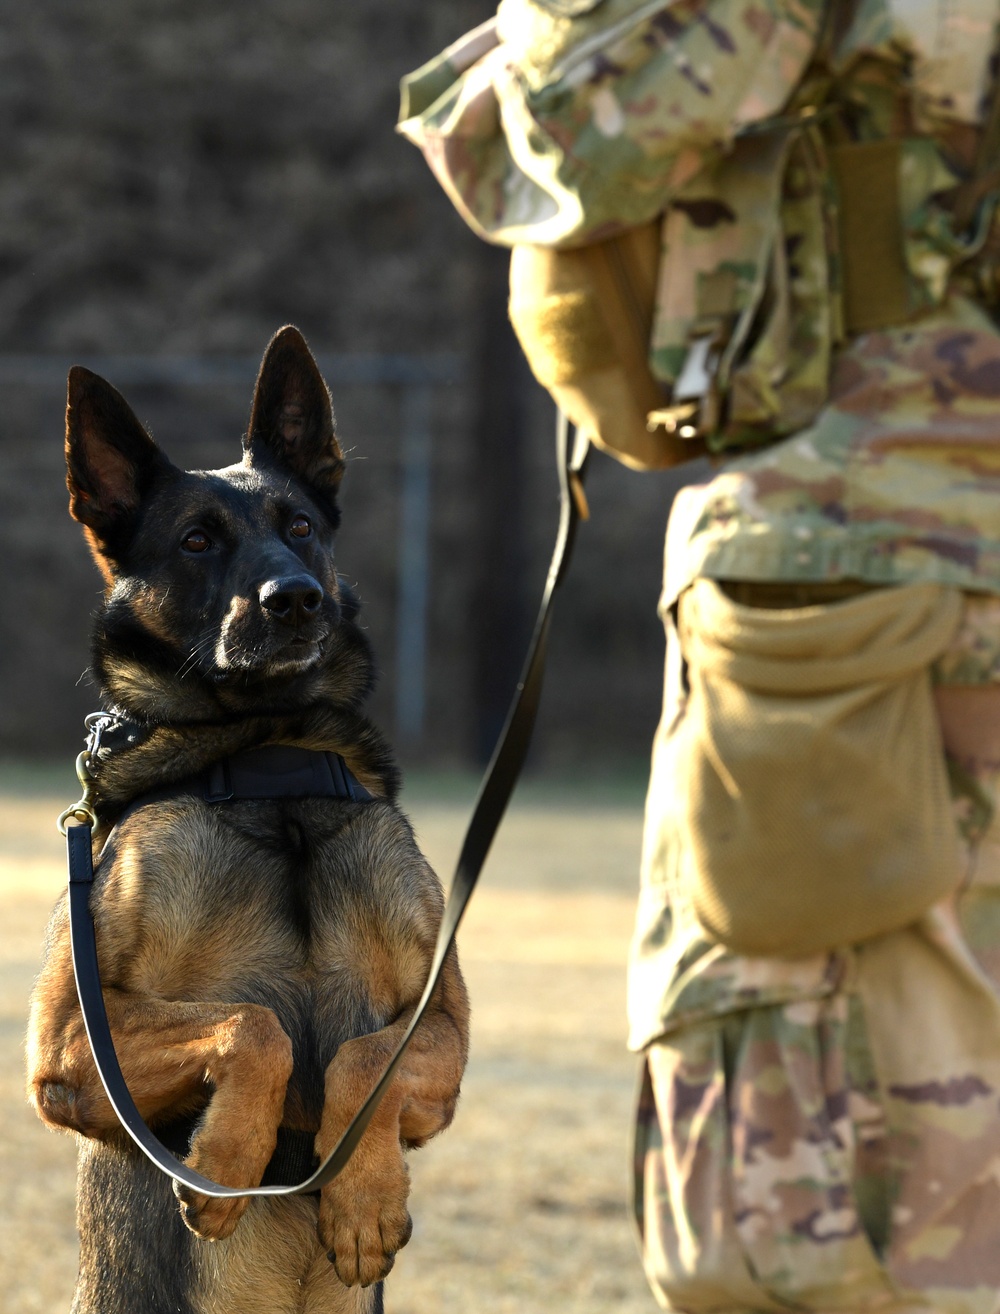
[631,911,1000,1314]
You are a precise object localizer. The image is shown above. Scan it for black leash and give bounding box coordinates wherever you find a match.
[61,412,589,1198]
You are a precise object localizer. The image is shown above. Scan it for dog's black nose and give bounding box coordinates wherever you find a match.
[259,575,324,626]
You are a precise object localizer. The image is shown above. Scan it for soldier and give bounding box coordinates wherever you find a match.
[400,2,1000,1308]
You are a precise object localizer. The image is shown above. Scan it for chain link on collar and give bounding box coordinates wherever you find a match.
[84,709,152,766]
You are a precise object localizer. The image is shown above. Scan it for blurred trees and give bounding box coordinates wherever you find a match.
[0,0,493,355]
[0,0,678,774]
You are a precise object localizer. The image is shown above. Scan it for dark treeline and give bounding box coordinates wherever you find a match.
[0,0,684,774]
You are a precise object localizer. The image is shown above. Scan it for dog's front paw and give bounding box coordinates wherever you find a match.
[173,1179,250,1242]
[172,1124,276,1241]
[318,1149,412,1287]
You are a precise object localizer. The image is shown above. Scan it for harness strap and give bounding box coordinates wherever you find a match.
[204,745,372,803]
[65,411,588,1199]
[114,745,374,815]
[260,1128,321,1189]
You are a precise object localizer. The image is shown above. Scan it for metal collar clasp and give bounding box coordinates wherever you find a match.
[57,751,98,835]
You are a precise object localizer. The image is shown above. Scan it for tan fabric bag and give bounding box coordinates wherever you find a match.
[508,228,697,471]
[671,579,964,956]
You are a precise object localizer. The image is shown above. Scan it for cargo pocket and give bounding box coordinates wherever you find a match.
[634,992,897,1312]
[634,1023,788,1312]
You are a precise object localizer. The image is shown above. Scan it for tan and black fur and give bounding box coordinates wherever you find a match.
[25,327,470,1313]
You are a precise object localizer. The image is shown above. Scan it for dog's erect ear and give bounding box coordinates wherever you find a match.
[244,326,345,500]
[65,366,171,565]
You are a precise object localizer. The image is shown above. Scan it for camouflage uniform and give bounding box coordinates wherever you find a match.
[632,461,1000,1307]
[398,0,826,249]
[400,2,1000,1308]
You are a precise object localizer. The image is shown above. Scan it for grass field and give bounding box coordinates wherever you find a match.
[0,773,656,1313]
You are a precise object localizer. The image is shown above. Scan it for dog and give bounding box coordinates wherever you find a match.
[25,327,470,1313]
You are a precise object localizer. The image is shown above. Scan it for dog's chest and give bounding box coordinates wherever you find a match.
[110,797,396,1006]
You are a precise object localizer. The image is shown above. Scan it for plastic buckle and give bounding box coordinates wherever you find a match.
[647,324,726,440]
[673,330,721,406]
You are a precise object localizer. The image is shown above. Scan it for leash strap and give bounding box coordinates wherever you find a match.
[65,413,589,1198]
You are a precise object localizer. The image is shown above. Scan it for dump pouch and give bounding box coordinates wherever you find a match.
[509,225,697,469]
[668,580,964,957]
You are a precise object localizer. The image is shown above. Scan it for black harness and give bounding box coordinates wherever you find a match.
[120,743,373,813]
[63,413,589,1202]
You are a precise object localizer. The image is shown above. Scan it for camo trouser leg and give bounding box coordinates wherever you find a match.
[633,917,1000,1314]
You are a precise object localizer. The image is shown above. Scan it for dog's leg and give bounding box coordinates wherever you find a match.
[27,923,293,1241]
[316,947,468,1288]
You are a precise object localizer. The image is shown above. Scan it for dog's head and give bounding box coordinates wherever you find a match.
[66,326,373,721]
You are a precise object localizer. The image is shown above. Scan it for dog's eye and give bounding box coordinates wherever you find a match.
[181,530,211,554]
[289,515,312,539]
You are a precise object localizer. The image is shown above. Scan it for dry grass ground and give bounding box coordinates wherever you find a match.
[0,776,656,1313]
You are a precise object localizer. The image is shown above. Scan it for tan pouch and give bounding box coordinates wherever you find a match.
[508,126,836,468]
[508,226,700,470]
[672,580,964,957]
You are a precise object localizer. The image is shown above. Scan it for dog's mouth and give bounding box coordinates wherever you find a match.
[266,636,326,677]
[204,631,329,685]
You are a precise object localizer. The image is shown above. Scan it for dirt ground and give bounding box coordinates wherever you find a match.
[0,776,656,1314]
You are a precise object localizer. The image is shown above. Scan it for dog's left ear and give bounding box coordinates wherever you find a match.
[244,326,345,503]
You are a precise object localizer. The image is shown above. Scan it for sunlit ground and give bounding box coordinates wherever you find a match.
[0,768,655,1314]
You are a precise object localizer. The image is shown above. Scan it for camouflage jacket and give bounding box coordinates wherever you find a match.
[677,298,1000,601]
[398,0,999,249]
[400,1,1000,450]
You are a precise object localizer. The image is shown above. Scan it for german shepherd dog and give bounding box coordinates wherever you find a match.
[25,328,470,1313]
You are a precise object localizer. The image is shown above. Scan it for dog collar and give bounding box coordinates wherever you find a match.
[124,744,374,812]
[82,711,373,811]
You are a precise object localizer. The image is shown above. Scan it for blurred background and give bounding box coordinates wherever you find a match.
[0,0,703,774]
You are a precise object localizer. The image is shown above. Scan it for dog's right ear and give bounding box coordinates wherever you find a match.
[244,326,345,509]
[65,367,171,573]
